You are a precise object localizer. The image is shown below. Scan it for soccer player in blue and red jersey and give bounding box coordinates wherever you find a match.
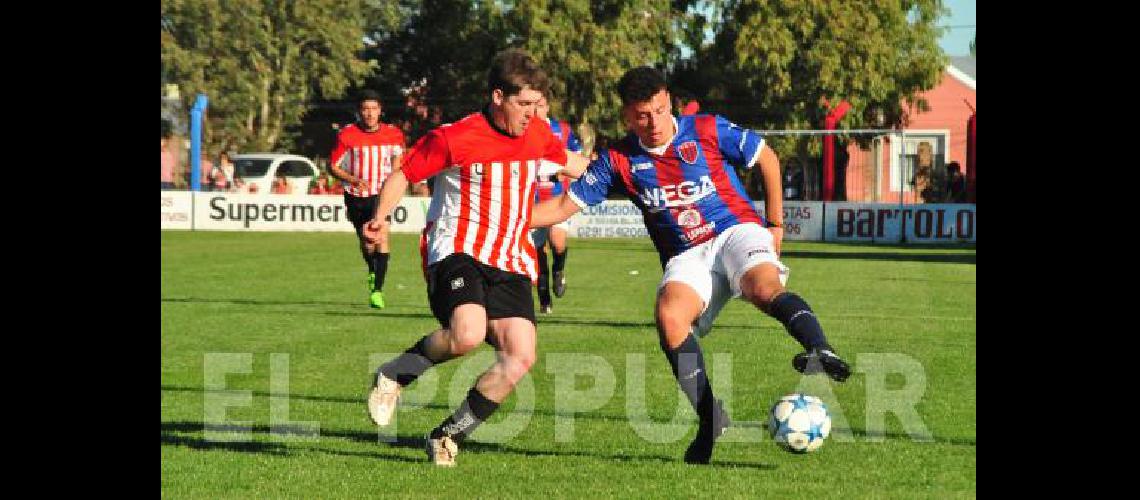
[532,67,851,464]
[531,95,583,313]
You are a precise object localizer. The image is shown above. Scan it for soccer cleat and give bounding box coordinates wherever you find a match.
[369,290,386,309]
[367,374,401,426]
[793,348,851,382]
[540,304,553,314]
[684,399,731,464]
[553,271,566,298]
[425,434,459,466]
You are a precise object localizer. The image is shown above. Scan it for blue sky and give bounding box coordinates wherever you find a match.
[939,0,976,56]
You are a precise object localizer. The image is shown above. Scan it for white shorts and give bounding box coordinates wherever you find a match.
[552,219,571,232]
[656,223,789,337]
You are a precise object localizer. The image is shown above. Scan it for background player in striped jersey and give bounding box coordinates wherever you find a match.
[361,49,588,466]
[531,66,851,464]
[328,90,406,309]
[531,95,583,313]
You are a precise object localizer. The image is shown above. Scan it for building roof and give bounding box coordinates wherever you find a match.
[947,56,976,90]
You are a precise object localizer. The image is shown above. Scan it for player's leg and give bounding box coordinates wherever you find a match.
[368,254,489,427]
[656,250,730,464]
[425,270,536,466]
[550,224,569,297]
[365,195,389,309]
[346,194,377,299]
[531,228,553,313]
[721,224,850,382]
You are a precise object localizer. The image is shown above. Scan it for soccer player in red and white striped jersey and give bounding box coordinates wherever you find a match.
[361,49,587,467]
[328,90,405,309]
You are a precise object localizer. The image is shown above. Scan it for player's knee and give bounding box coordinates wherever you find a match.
[741,267,785,308]
[512,351,537,377]
[655,307,695,348]
[447,327,485,355]
[745,282,784,309]
[499,352,535,385]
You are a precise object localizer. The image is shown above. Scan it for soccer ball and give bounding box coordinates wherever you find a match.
[768,393,831,453]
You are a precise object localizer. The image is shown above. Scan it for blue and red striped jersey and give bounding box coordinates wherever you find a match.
[568,114,767,266]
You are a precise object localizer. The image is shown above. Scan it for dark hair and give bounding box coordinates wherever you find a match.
[357,89,382,107]
[947,161,961,173]
[487,48,549,97]
[617,66,668,106]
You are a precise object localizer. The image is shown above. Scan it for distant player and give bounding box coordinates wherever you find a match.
[328,90,405,309]
[532,67,851,464]
[530,95,583,313]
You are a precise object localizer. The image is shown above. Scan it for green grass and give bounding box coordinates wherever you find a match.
[161,231,976,498]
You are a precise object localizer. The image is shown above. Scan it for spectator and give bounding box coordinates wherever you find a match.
[946,161,967,203]
[271,175,292,194]
[782,167,803,200]
[213,151,234,191]
[196,151,215,191]
[230,175,245,193]
[309,173,333,194]
[161,137,176,190]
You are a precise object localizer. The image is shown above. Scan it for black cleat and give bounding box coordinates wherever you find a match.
[553,271,566,298]
[793,348,851,382]
[540,304,553,314]
[684,399,731,464]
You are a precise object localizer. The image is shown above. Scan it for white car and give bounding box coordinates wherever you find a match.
[231,153,319,194]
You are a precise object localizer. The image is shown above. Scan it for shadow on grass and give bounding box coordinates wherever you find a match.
[736,420,975,447]
[160,420,775,469]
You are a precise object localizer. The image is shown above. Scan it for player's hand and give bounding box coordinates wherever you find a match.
[363,218,390,244]
[354,179,369,193]
[769,226,784,256]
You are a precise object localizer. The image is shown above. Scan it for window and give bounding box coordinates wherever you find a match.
[890,134,946,193]
[234,159,271,178]
[278,161,315,177]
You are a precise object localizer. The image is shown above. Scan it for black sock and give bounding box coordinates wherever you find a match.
[371,253,390,291]
[552,249,568,273]
[536,247,551,305]
[429,387,500,443]
[379,336,437,387]
[767,292,831,352]
[364,249,375,274]
[662,334,716,426]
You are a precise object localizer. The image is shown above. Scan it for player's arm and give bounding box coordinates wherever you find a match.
[534,152,617,228]
[559,150,589,179]
[364,169,409,245]
[532,193,582,227]
[754,145,785,254]
[328,136,368,192]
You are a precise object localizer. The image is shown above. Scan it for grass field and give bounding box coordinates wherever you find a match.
[161,231,976,498]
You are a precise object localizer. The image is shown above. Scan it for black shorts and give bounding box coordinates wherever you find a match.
[344,194,379,237]
[427,253,536,328]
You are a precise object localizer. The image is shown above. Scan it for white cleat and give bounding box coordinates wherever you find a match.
[426,434,459,467]
[367,374,401,426]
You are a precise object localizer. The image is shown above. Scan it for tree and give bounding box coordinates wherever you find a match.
[508,0,679,139]
[161,0,374,153]
[674,0,948,197]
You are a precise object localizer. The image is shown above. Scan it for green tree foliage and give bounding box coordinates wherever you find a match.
[161,0,374,152]
[508,0,677,138]
[671,0,947,194]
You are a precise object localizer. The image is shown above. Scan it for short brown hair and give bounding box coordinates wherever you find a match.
[487,48,549,97]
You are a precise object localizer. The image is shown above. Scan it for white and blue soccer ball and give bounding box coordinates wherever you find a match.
[768,393,831,453]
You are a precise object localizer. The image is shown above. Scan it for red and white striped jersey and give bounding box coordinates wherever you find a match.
[330,123,405,197]
[402,111,568,281]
